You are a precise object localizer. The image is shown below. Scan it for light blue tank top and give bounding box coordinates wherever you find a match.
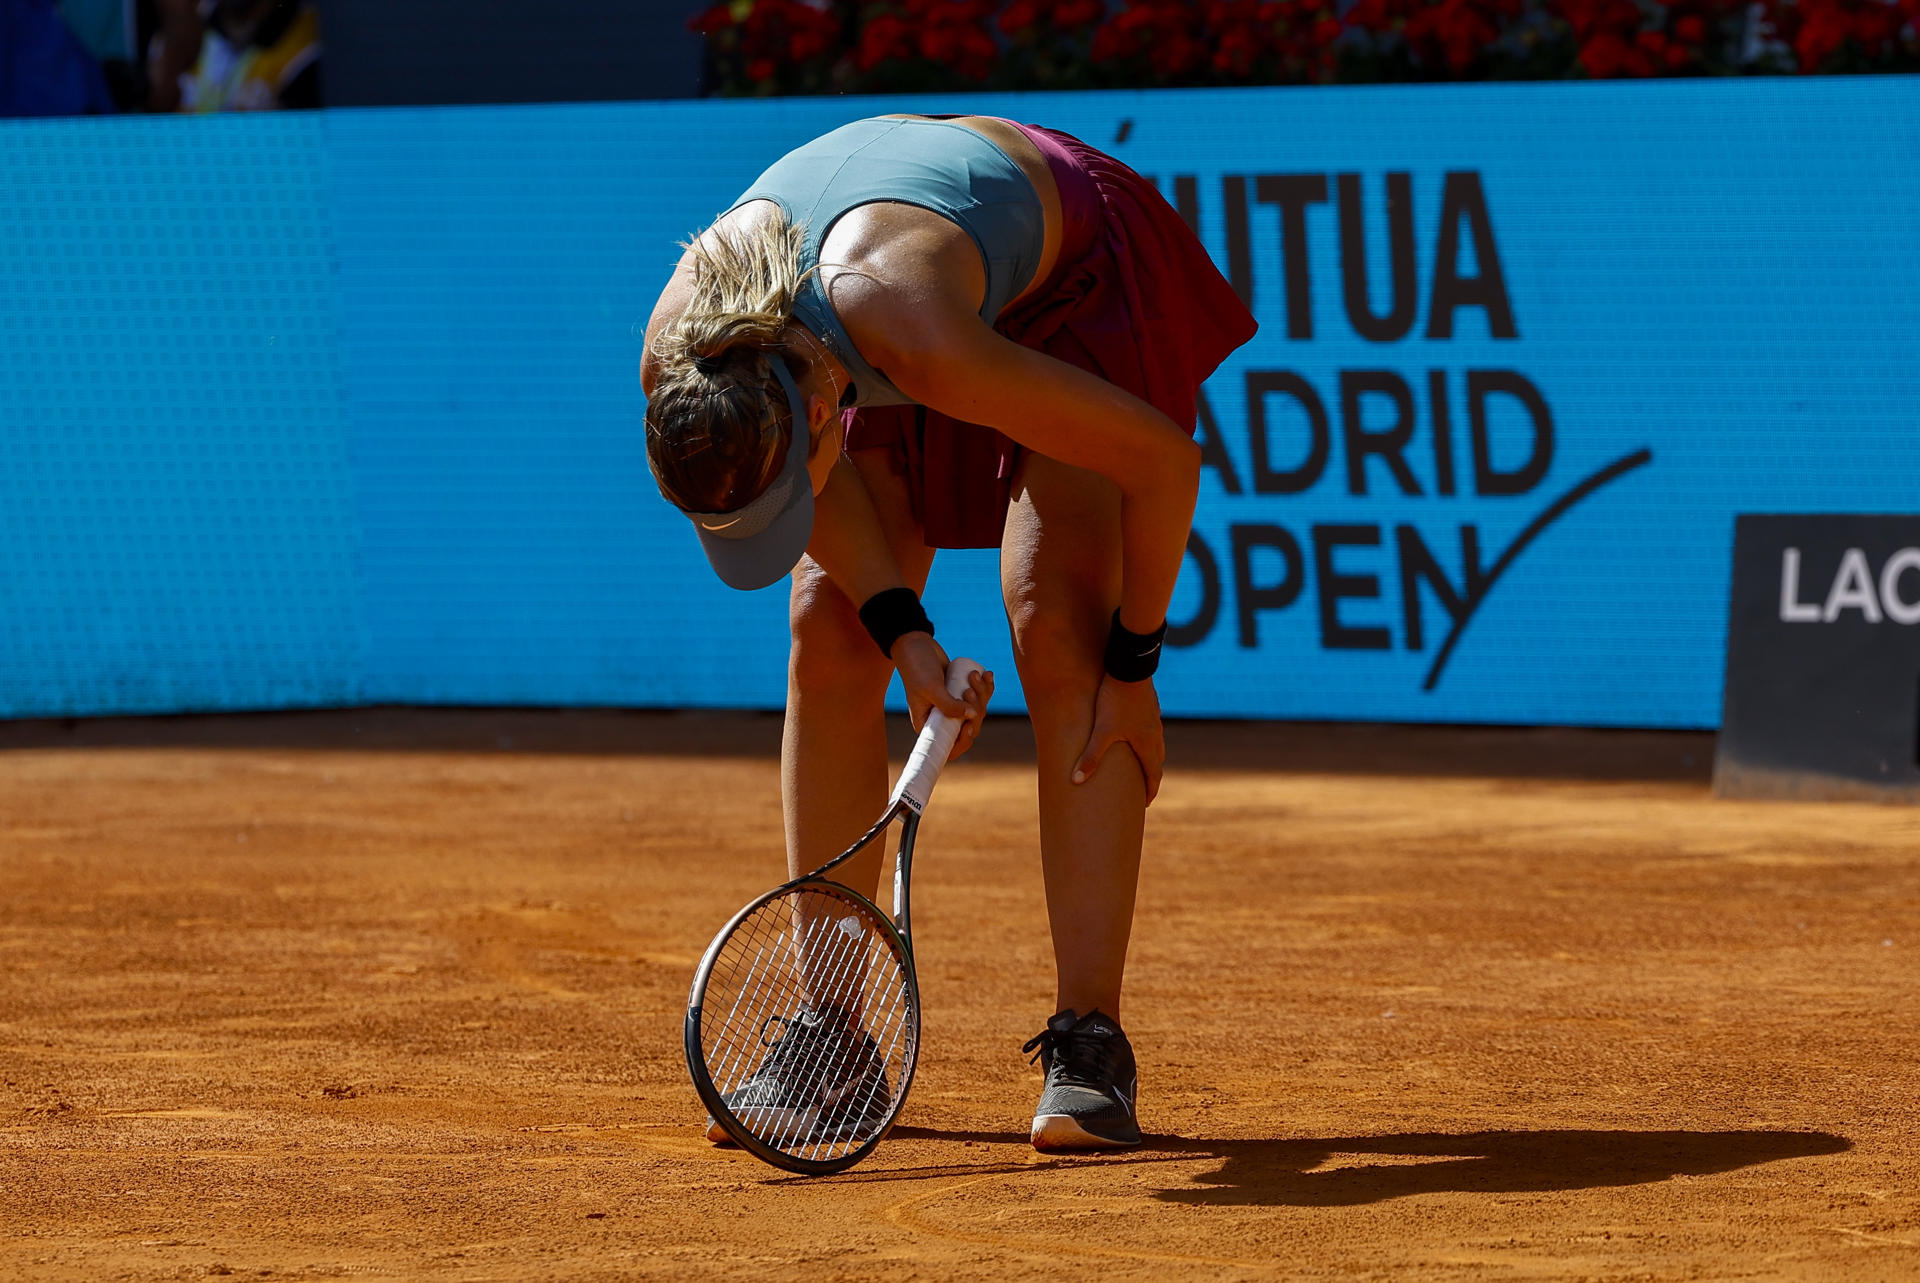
[730,116,1046,408]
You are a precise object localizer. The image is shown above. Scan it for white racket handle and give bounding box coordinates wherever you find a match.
[888,658,984,814]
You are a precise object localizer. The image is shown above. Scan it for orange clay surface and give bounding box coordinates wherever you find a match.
[2,709,1918,1281]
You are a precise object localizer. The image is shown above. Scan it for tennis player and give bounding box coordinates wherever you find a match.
[641,114,1255,1151]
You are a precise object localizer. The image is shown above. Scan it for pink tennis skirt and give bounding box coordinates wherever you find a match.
[841,120,1259,550]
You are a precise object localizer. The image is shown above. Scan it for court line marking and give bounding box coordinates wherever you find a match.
[1829,1227,1920,1249]
[882,1171,1272,1271]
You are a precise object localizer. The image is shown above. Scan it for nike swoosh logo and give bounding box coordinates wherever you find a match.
[694,512,748,532]
[1112,1081,1133,1114]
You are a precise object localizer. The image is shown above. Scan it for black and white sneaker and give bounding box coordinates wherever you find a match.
[1022,1007,1143,1151]
[810,1046,896,1144]
[706,1007,892,1147]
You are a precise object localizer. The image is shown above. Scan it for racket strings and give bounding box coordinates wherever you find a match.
[699,883,915,1162]
[720,897,896,1153]
[797,950,916,1159]
[776,897,911,1153]
[806,981,915,1161]
[704,921,795,1099]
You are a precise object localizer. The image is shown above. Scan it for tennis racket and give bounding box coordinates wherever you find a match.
[685,657,984,1175]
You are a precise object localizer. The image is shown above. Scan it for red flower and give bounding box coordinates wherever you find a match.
[1580,32,1625,73]
[1149,30,1206,74]
[1578,29,1654,73]
[1211,21,1267,74]
[1343,0,1402,34]
[1556,0,1644,41]
[1673,12,1707,41]
[998,0,1043,34]
[1853,2,1899,45]
[789,26,830,60]
[957,24,999,76]
[745,56,777,80]
[687,2,737,34]
[1054,0,1105,26]
[857,12,915,69]
[893,0,999,79]
[1793,2,1851,68]
[1405,0,1500,72]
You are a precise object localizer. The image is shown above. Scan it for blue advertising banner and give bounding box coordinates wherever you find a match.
[0,115,363,716]
[1,81,1916,724]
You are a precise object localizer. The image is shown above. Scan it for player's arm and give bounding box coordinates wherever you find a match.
[808,449,985,739]
[805,453,912,606]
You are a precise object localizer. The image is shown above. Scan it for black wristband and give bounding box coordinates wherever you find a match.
[1104,610,1168,683]
[857,587,934,658]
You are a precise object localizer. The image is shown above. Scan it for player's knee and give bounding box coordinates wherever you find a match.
[1006,592,1104,710]
[789,571,892,701]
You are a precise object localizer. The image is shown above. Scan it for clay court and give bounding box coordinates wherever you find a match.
[2,711,1916,1280]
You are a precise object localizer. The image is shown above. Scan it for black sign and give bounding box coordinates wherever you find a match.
[1715,515,1920,801]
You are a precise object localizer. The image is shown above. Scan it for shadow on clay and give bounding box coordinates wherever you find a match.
[864,1126,1850,1207]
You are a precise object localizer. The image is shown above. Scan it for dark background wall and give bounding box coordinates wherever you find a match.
[321,0,706,106]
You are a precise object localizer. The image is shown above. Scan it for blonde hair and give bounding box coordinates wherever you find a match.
[645,217,814,513]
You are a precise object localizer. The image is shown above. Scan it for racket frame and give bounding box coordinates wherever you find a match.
[684,656,979,1175]
[684,799,925,1175]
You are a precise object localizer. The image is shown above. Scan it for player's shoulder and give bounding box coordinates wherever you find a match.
[823,213,989,367]
[833,270,988,396]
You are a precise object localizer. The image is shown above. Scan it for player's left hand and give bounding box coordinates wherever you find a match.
[1072,673,1165,804]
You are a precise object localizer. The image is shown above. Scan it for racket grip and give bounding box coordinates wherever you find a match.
[888,657,984,814]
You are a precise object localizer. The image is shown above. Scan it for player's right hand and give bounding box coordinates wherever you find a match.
[1072,672,1165,804]
[891,633,994,759]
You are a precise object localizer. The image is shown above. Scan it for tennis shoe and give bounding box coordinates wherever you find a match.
[707,1006,892,1147]
[809,1036,895,1143]
[1023,1007,1143,1151]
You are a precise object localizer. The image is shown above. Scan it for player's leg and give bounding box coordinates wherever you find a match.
[1001,450,1146,1150]
[710,450,931,1146]
[783,447,935,900]
[1002,451,1143,1017]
